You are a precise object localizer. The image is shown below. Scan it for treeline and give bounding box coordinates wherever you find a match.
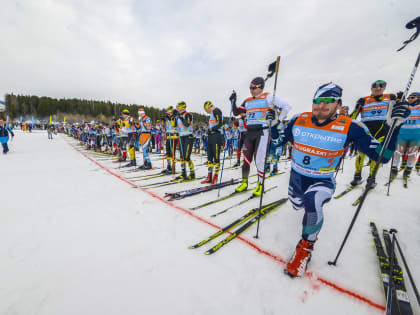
[4,93,210,124]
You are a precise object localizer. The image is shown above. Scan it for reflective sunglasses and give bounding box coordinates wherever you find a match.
[371,83,386,88]
[313,97,340,104]
[408,95,417,99]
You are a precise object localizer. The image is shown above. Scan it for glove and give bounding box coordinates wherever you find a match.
[387,101,410,127]
[229,91,237,108]
[172,109,179,117]
[396,91,404,101]
[266,109,276,121]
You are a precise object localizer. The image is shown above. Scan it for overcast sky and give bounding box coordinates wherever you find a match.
[1,0,419,117]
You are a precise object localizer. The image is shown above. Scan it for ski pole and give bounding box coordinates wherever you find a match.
[386,155,394,196]
[217,93,235,197]
[255,55,281,239]
[393,231,420,305]
[328,20,420,266]
[328,119,398,266]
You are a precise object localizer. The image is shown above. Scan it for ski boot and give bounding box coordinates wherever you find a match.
[253,182,263,196]
[211,173,218,185]
[366,175,377,189]
[233,160,241,167]
[416,160,420,173]
[265,163,271,173]
[270,165,278,176]
[188,171,196,180]
[390,166,398,179]
[124,160,136,167]
[177,168,188,180]
[201,173,212,184]
[284,239,314,278]
[161,164,173,175]
[350,172,362,186]
[144,161,153,170]
[235,179,248,192]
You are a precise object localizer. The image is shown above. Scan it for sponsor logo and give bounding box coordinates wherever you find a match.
[331,125,345,131]
[293,127,343,143]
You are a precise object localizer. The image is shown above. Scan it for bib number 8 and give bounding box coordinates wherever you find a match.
[303,155,311,165]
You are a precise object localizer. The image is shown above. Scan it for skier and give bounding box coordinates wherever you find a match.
[137,108,153,169]
[276,82,409,277]
[155,120,162,154]
[349,80,400,187]
[162,106,178,175]
[47,124,54,140]
[0,118,14,154]
[390,92,420,180]
[231,76,291,196]
[115,110,131,162]
[174,101,195,180]
[233,113,247,167]
[202,101,224,184]
[117,109,136,167]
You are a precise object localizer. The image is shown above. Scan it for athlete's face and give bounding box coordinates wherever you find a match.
[407,94,418,104]
[371,86,385,97]
[250,87,263,97]
[312,101,341,123]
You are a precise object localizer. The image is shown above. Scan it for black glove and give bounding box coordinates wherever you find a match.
[266,109,276,121]
[172,109,179,117]
[229,91,237,107]
[396,91,404,101]
[387,101,410,127]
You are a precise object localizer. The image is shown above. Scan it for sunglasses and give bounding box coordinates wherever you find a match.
[313,97,340,104]
[371,83,386,88]
[408,96,417,99]
[249,85,262,90]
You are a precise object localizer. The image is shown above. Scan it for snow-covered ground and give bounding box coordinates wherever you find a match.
[1,130,419,315]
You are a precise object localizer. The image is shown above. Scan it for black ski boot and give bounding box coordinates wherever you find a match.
[177,168,187,180]
[233,160,241,167]
[188,170,196,180]
[124,160,136,167]
[350,172,362,186]
[161,164,172,174]
[366,175,377,189]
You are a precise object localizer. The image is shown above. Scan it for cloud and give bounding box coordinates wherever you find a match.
[1,0,419,117]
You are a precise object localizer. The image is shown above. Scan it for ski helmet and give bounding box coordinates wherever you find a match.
[314,82,342,99]
[371,80,387,89]
[166,105,174,113]
[203,101,213,111]
[250,77,265,89]
[177,101,187,110]
[122,109,130,115]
